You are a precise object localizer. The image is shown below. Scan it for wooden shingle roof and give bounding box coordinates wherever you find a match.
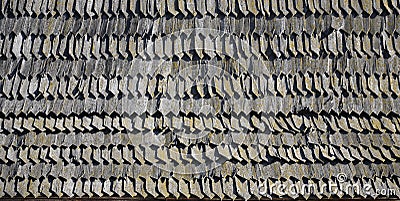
[0,0,399,199]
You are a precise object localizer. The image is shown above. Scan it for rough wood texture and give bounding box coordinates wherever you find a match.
[0,0,399,200]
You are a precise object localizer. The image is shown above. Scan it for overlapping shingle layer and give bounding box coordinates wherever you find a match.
[0,0,400,199]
